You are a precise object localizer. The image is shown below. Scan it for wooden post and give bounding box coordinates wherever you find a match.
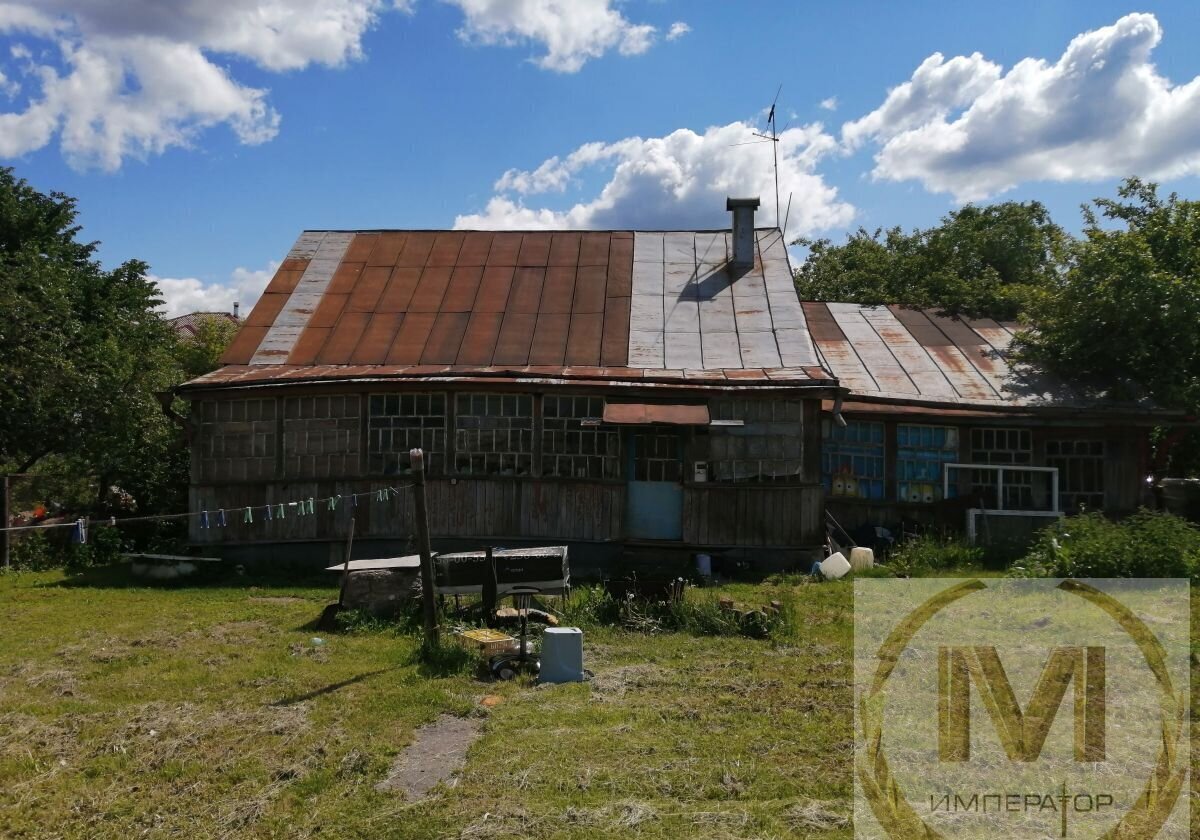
[1,474,9,570]
[409,448,439,646]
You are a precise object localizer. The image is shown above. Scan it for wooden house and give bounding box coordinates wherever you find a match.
[805,302,1176,543]
[177,200,842,572]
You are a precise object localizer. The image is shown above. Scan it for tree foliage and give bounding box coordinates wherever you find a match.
[793,201,1069,320]
[0,168,188,513]
[1018,179,1200,411]
[176,316,239,380]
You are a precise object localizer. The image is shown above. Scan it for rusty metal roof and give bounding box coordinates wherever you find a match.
[187,229,1172,416]
[194,228,829,391]
[803,302,1164,413]
[602,402,711,425]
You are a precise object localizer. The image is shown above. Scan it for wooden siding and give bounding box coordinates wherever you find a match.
[683,484,823,547]
[189,478,827,549]
[190,479,624,545]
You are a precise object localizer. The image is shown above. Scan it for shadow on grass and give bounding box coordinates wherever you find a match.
[42,562,336,592]
[271,668,395,706]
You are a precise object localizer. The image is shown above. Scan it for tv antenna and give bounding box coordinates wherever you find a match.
[752,84,784,228]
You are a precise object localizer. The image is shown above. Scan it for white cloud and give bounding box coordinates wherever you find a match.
[819,96,837,112]
[153,262,278,319]
[0,0,671,168]
[666,21,690,42]
[455,120,855,239]
[446,0,658,72]
[845,13,1200,202]
[0,0,400,169]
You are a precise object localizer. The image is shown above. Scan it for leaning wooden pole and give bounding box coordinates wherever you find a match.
[409,448,439,646]
[1,474,9,570]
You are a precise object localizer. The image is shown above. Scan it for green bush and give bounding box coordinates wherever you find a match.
[886,534,984,576]
[558,584,619,627]
[7,532,57,571]
[562,585,791,639]
[5,525,126,571]
[1014,509,1200,578]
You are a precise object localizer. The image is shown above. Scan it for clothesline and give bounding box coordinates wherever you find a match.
[0,484,416,535]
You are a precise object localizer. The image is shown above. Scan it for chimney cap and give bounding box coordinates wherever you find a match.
[726,197,761,210]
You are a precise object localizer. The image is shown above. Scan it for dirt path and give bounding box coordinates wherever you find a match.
[375,715,482,799]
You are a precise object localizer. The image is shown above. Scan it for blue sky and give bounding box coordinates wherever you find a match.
[2,1,1198,315]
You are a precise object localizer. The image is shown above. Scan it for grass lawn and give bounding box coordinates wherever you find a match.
[0,567,1193,839]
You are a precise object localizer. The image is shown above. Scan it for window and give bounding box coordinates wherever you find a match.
[197,398,277,481]
[283,395,360,478]
[633,432,682,482]
[971,427,1034,508]
[1046,439,1105,511]
[368,393,446,475]
[542,396,620,479]
[897,424,958,503]
[710,399,805,483]
[821,419,885,500]
[454,393,533,476]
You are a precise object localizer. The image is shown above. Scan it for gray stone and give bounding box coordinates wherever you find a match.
[342,568,420,616]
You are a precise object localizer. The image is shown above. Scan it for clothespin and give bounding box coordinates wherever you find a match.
[243,507,253,524]
[376,488,385,502]
[307,497,315,515]
[277,503,286,520]
[71,518,87,544]
[265,504,273,522]
[351,493,358,508]
[295,500,304,517]
[328,495,340,512]
[109,516,116,526]
[217,509,227,528]
[200,510,210,529]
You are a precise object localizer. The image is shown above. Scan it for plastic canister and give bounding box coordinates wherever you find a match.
[539,627,585,683]
[820,552,852,580]
[849,547,874,571]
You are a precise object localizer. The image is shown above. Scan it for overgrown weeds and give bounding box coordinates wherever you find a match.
[562,585,794,639]
[1013,508,1200,578]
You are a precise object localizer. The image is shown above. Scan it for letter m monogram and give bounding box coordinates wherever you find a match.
[938,646,1105,762]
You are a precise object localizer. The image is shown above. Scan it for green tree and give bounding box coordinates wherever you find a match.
[0,168,187,513]
[175,315,239,379]
[1018,179,1200,475]
[794,201,1069,320]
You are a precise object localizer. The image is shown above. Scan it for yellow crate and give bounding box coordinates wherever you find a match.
[457,628,518,657]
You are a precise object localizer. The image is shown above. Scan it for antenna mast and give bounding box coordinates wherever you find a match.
[752,84,783,229]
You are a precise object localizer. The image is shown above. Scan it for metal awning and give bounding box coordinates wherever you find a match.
[601,402,711,425]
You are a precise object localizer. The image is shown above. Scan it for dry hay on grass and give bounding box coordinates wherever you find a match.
[0,700,312,772]
[587,664,670,701]
[0,699,323,836]
[786,798,849,832]
[375,714,482,800]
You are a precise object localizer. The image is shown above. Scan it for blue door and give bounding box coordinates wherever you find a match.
[626,430,684,540]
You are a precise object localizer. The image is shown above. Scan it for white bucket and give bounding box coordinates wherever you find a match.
[820,552,851,580]
[695,553,712,578]
[849,547,875,572]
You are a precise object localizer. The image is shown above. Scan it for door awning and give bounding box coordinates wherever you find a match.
[602,402,711,425]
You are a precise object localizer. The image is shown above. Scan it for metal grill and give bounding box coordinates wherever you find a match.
[542,396,620,479]
[198,398,277,481]
[971,427,1034,508]
[283,395,360,477]
[368,393,446,476]
[709,398,804,483]
[454,393,534,476]
[1046,439,1105,511]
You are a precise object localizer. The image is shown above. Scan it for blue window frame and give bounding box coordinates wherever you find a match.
[821,419,885,500]
[896,424,958,503]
